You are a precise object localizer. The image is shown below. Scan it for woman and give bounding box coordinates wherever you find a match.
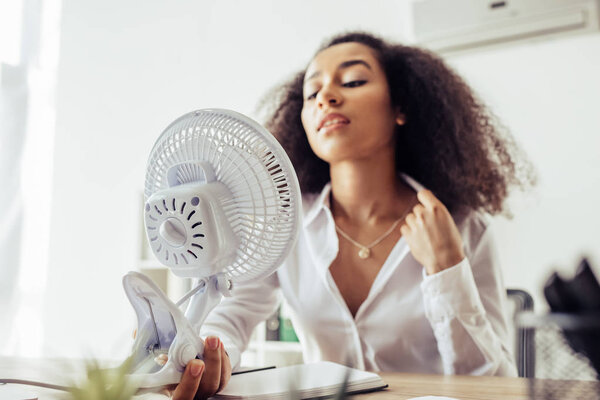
[171,31,535,399]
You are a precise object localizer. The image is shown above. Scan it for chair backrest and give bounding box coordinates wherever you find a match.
[506,288,535,378]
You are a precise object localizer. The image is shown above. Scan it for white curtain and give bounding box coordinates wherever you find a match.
[0,0,61,356]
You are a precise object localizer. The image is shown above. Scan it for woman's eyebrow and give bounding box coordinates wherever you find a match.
[338,59,372,71]
[304,59,372,83]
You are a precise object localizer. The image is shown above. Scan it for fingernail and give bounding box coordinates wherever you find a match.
[190,360,204,377]
[206,336,220,350]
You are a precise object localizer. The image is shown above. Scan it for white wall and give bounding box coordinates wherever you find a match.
[447,34,600,306]
[45,0,600,359]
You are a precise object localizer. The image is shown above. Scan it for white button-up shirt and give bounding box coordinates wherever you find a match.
[201,176,517,376]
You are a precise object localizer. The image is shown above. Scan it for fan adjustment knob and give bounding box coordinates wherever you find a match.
[173,342,198,369]
[159,218,187,247]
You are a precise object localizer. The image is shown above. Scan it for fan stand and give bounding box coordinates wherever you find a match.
[123,271,232,388]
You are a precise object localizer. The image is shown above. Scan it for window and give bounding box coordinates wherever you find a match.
[0,0,24,65]
[0,0,61,357]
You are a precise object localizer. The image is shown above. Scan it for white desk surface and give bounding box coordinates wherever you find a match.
[0,356,169,400]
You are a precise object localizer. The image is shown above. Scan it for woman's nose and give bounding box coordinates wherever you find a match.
[317,85,342,108]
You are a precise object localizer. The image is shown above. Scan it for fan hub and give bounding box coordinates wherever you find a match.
[160,218,187,247]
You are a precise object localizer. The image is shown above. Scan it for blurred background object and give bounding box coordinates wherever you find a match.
[517,258,600,397]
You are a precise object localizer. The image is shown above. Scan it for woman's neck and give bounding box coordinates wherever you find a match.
[329,153,415,226]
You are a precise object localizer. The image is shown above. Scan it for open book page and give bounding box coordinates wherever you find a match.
[215,361,387,400]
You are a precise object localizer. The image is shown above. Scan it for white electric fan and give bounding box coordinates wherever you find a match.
[123,109,301,388]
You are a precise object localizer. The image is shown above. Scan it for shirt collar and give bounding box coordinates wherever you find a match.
[302,183,332,228]
[301,173,426,228]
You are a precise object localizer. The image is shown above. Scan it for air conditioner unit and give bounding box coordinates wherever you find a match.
[409,0,600,54]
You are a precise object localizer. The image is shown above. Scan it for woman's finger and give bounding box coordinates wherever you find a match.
[416,189,441,211]
[405,213,417,229]
[171,359,205,400]
[400,223,410,236]
[197,336,222,399]
[217,342,232,392]
[412,204,426,220]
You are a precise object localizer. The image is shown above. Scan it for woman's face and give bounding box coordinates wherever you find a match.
[301,42,401,164]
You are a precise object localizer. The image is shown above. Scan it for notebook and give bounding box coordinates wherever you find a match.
[214,361,387,400]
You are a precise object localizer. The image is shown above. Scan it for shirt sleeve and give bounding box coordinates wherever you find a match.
[199,271,281,370]
[420,218,517,376]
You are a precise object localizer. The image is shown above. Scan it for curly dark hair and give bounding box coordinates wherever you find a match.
[261,31,535,215]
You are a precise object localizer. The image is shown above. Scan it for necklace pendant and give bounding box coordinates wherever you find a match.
[358,247,370,259]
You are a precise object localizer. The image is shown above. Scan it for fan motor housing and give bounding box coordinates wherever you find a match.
[144,182,238,277]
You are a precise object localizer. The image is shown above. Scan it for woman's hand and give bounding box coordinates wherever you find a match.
[171,336,232,400]
[400,189,465,275]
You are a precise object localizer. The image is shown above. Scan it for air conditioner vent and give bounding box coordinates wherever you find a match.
[410,0,600,54]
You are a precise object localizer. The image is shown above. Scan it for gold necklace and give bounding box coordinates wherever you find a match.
[334,205,413,259]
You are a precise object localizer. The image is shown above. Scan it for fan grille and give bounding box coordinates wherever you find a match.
[145,109,301,283]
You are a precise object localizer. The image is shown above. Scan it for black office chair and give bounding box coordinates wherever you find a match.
[506,288,535,378]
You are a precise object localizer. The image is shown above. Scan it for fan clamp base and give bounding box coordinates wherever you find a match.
[123,271,232,388]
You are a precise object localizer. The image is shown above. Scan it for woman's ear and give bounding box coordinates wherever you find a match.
[396,113,406,126]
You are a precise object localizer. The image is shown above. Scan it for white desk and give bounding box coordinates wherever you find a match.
[3,357,600,400]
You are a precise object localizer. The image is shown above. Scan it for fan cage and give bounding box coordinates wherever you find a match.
[144,109,301,283]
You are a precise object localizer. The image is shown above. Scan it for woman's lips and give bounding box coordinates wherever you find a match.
[318,119,350,134]
[317,114,350,133]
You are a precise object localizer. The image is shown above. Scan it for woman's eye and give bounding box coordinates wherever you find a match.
[306,91,318,101]
[342,80,367,88]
